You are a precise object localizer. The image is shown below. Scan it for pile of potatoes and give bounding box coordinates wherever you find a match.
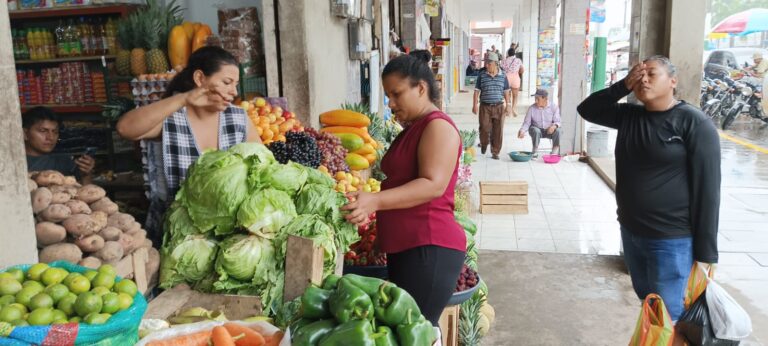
[28,170,160,282]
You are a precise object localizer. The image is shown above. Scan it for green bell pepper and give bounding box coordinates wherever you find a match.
[396,315,436,346]
[322,274,341,290]
[318,320,375,346]
[342,274,391,296]
[289,317,314,335]
[373,283,421,327]
[373,325,399,346]
[329,277,375,323]
[301,285,332,319]
[292,319,336,346]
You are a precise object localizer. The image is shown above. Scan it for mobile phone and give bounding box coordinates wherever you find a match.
[83,147,98,158]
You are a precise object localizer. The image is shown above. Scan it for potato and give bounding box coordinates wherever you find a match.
[117,232,135,254]
[51,191,71,204]
[146,247,160,283]
[78,256,102,269]
[107,213,136,232]
[91,211,108,230]
[62,214,101,237]
[142,239,153,249]
[98,226,122,241]
[35,170,65,187]
[63,176,77,185]
[35,222,67,246]
[40,204,71,223]
[65,200,92,215]
[51,185,78,197]
[39,243,82,264]
[75,234,106,253]
[75,184,106,204]
[28,179,38,192]
[90,198,119,215]
[31,187,53,214]
[95,241,124,262]
[125,221,142,235]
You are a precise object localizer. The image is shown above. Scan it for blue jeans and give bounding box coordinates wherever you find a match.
[621,226,693,321]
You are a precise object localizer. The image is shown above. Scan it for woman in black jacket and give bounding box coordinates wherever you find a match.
[577,56,720,321]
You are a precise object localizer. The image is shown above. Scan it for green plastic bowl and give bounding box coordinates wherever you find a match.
[508,151,533,162]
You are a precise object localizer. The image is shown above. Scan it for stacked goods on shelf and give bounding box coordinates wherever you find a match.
[131,71,176,106]
[16,62,107,106]
[159,143,359,315]
[287,274,437,345]
[117,0,183,77]
[27,171,159,283]
[240,97,302,144]
[0,262,146,346]
[217,7,263,75]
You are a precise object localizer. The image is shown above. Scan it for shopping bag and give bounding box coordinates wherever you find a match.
[675,293,740,346]
[705,279,751,340]
[684,263,714,311]
[629,293,675,346]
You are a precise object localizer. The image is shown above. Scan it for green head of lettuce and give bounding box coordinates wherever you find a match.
[237,188,297,239]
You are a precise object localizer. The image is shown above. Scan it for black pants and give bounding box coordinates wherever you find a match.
[387,245,466,326]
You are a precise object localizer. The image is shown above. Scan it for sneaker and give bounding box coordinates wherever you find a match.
[531,153,539,159]
[492,154,499,160]
[481,147,487,155]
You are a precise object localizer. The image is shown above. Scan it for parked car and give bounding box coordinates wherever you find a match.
[703,48,768,79]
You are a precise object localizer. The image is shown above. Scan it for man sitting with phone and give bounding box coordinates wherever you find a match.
[23,106,95,184]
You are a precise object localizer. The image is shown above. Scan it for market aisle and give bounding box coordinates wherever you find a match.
[446,92,620,256]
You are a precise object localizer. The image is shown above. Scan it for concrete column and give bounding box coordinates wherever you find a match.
[401,0,419,49]
[0,3,38,267]
[665,0,707,105]
[628,0,666,68]
[537,0,557,95]
[262,0,280,97]
[519,0,539,93]
[558,0,590,153]
[277,0,311,125]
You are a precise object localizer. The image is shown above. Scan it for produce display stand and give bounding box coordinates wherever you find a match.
[439,305,461,346]
[115,247,151,295]
[144,235,329,320]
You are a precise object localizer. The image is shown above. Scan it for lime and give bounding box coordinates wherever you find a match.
[7,303,27,314]
[10,319,29,326]
[28,293,54,310]
[6,269,24,283]
[114,279,138,297]
[0,295,15,307]
[51,309,67,322]
[57,294,77,316]
[0,305,25,322]
[101,293,120,314]
[90,287,111,297]
[91,273,115,289]
[83,270,98,281]
[74,292,102,317]
[116,293,133,311]
[67,276,91,295]
[26,263,49,281]
[22,281,44,293]
[27,307,54,326]
[98,265,117,277]
[69,316,81,323]
[0,273,16,282]
[84,312,111,325]
[0,278,22,296]
[62,273,82,287]
[41,268,68,286]
[15,287,40,307]
[44,284,70,304]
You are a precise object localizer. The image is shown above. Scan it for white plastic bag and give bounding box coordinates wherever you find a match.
[705,278,752,340]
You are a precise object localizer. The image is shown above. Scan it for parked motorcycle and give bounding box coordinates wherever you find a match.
[721,78,768,130]
[701,77,735,120]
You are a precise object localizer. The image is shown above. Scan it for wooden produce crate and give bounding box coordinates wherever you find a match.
[115,247,152,295]
[479,181,528,214]
[439,305,460,346]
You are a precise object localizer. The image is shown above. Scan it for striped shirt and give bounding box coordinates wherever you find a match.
[475,70,510,104]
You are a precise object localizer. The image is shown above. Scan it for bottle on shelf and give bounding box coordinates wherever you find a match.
[66,19,82,57]
[18,29,29,60]
[26,28,37,60]
[105,18,117,54]
[12,29,18,60]
[79,17,93,56]
[45,29,56,59]
[94,18,107,56]
[55,20,68,58]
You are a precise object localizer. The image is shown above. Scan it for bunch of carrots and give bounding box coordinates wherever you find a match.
[146,322,284,346]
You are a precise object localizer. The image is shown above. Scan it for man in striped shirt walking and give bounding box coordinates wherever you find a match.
[472,54,512,159]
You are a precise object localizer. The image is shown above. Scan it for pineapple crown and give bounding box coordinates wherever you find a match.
[116,17,133,50]
[126,0,184,50]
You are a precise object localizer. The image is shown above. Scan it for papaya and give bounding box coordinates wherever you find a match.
[346,153,370,170]
[191,25,212,52]
[168,25,191,68]
[320,126,376,144]
[335,133,365,151]
[320,109,371,127]
[353,143,376,156]
[182,22,197,40]
[363,153,377,164]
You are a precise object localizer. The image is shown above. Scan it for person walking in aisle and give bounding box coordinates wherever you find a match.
[342,54,466,339]
[577,56,721,321]
[473,54,512,159]
[500,47,524,116]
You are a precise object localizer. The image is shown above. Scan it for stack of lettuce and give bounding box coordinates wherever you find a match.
[158,143,359,315]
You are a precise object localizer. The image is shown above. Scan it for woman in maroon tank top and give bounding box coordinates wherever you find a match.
[343,53,466,332]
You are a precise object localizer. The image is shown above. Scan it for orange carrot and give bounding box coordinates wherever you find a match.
[211,326,236,346]
[263,331,284,346]
[222,323,266,346]
[146,330,211,346]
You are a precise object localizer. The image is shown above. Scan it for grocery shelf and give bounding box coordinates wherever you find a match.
[15,55,116,65]
[9,4,139,20]
[21,103,103,113]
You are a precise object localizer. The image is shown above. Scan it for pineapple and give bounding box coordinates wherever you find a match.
[130,15,147,77]
[145,20,169,73]
[115,19,133,76]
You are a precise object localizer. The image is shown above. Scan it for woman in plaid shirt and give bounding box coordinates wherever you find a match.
[117,46,261,244]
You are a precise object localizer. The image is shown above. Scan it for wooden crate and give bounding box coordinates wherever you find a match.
[439,305,460,346]
[115,247,151,294]
[479,181,528,214]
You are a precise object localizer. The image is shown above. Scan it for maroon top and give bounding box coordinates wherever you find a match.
[377,111,467,254]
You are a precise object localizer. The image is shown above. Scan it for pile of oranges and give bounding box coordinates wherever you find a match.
[240,98,304,144]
